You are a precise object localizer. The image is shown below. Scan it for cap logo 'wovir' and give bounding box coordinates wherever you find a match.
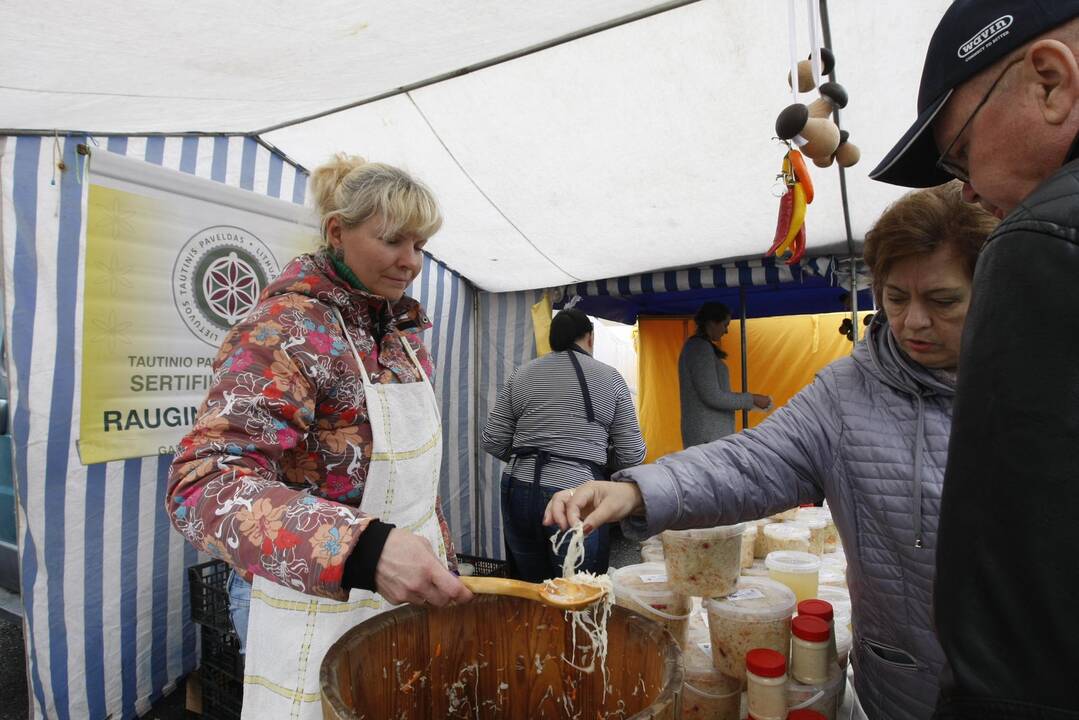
[958,15,1013,60]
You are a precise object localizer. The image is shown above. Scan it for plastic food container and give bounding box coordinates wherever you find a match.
[786,667,846,720]
[818,567,846,588]
[816,586,851,631]
[761,523,811,555]
[771,507,801,522]
[662,524,745,597]
[752,519,776,558]
[741,560,769,577]
[788,710,828,720]
[797,599,837,669]
[835,624,852,669]
[740,526,758,569]
[611,562,692,646]
[705,577,796,681]
[794,507,838,552]
[746,648,788,720]
[641,543,666,564]
[765,551,821,602]
[785,517,827,555]
[681,611,742,719]
[791,615,831,685]
[820,552,846,572]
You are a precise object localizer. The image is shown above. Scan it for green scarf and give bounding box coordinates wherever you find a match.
[329,252,369,293]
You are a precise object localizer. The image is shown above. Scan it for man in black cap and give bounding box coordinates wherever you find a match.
[872,1,1079,718]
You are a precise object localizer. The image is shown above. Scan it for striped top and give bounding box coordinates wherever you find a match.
[482,347,646,490]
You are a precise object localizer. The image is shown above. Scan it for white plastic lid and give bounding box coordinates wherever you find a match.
[663,523,746,541]
[765,551,821,574]
[641,535,663,548]
[741,560,770,577]
[763,523,811,541]
[820,553,847,572]
[786,517,827,531]
[815,585,852,617]
[611,562,679,599]
[743,525,758,539]
[705,576,796,622]
[794,507,833,525]
[818,568,846,586]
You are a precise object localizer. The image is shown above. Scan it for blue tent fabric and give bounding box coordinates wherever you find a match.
[556,255,872,323]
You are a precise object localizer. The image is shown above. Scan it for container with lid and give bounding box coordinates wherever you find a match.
[662,524,745,597]
[640,542,666,564]
[745,648,788,720]
[785,517,827,555]
[705,577,795,681]
[752,518,776,558]
[681,610,742,719]
[815,586,851,631]
[761,523,811,556]
[795,507,838,552]
[765,551,821,602]
[835,623,852,669]
[771,507,801,521]
[790,615,831,685]
[611,562,692,646]
[798,599,838,670]
[740,525,758,569]
[786,667,846,720]
[741,559,770,577]
[818,567,847,588]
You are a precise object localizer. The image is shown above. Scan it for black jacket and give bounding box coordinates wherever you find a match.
[934,152,1079,719]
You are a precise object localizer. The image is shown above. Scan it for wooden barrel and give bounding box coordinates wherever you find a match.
[320,595,683,719]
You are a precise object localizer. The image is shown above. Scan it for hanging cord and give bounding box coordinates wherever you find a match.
[50,130,65,187]
[807,0,823,89]
[787,0,800,104]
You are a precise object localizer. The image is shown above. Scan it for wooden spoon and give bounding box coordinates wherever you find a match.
[460,576,605,611]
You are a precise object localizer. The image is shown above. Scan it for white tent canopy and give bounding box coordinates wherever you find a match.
[3,0,950,291]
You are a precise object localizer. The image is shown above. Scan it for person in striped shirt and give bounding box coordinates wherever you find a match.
[482,309,645,582]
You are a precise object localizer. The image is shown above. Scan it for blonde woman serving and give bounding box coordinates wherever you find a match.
[167,155,471,718]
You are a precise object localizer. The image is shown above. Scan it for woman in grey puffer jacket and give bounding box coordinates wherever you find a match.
[544,183,998,720]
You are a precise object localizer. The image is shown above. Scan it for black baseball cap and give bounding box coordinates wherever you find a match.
[871,0,1079,188]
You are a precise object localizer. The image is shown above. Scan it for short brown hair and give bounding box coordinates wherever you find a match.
[863,181,998,305]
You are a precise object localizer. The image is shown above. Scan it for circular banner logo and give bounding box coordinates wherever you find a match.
[172,226,280,347]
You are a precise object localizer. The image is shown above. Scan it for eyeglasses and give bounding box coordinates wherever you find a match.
[935,59,1022,184]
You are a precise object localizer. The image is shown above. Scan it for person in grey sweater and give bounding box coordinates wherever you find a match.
[545,183,998,720]
[679,302,771,446]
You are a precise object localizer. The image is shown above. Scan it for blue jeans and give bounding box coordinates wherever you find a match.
[500,472,610,583]
[227,570,251,653]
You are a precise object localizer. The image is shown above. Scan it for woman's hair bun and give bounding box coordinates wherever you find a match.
[310,153,367,218]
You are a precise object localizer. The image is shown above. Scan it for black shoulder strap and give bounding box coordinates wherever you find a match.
[565,349,596,423]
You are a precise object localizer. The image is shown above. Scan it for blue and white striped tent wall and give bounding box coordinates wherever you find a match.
[0,134,476,719]
[409,253,477,555]
[474,289,545,559]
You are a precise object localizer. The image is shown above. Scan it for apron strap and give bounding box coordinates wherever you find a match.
[510,446,605,486]
[566,349,596,423]
[330,307,431,387]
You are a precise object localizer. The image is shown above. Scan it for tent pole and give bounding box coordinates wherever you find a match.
[820,0,860,344]
[739,286,749,429]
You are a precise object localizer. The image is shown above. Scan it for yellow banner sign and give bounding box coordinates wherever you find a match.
[79,152,316,464]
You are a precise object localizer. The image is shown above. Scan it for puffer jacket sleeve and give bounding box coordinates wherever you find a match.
[683,337,755,411]
[617,370,841,539]
[166,299,373,600]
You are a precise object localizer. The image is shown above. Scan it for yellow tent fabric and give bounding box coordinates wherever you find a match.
[637,312,869,464]
[531,291,553,356]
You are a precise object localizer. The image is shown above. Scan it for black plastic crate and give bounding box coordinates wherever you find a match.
[188,559,232,632]
[200,625,244,720]
[456,553,508,578]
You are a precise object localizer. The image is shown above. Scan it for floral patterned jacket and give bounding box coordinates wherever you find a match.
[167,251,456,600]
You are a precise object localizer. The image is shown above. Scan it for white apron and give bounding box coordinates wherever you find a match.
[241,317,447,720]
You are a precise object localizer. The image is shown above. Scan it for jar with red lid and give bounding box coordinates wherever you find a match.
[791,614,831,685]
[745,648,787,720]
[797,598,838,669]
